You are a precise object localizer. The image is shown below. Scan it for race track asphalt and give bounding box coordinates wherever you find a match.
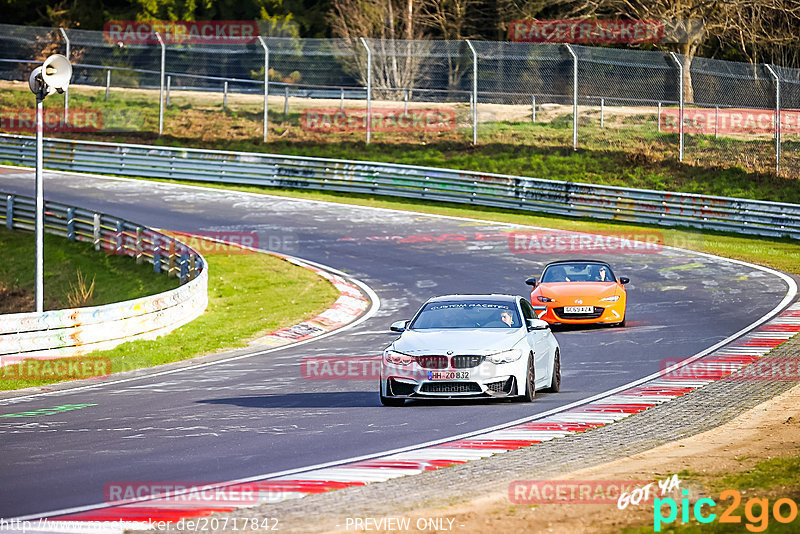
[0,169,790,518]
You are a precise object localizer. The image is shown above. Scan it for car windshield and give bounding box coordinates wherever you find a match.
[541,263,617,283]
[410,300,522,329]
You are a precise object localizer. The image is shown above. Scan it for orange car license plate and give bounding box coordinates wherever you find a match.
[564,306,593,314]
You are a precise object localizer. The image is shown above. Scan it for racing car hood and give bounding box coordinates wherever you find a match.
[391,328,524,355]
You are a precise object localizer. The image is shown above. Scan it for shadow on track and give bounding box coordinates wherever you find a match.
[197,392,379,408]
[197,392,562,409]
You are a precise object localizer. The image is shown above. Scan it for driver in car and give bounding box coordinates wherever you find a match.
[548,266,571,282]
[500,310,514,327]
[592,266,609,281]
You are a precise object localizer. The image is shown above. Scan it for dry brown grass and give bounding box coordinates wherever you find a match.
[66,269,95,308]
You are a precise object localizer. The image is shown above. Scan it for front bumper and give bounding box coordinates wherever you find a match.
[533,303,624,325]
[384,375,518,398]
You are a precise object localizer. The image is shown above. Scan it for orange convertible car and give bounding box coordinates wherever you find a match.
[525,260,629,327]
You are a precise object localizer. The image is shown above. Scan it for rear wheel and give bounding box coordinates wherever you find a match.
[523,352,536,402]
[543,349,561,393]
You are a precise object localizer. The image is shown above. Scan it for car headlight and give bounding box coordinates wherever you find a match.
[486,348,523,364]
[600,295,620,302]
[384,350,414,366]
[537,296,554,302]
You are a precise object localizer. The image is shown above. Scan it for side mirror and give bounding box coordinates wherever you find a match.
[390,320,409,333]
[525,277,537,287]
[527,318,550,330]
[619,277,630,285]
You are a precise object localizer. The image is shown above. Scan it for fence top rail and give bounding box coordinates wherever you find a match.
[2,133,797,213]
[1,22,799,77]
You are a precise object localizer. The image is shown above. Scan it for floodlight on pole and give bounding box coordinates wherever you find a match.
[28,53,72,313]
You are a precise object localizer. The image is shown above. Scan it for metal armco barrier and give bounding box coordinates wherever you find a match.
[1,134,799,240]
[0,190,208,359]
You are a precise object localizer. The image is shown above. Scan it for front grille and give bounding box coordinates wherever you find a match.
[414,355,448,369]
[452,355,484,368]
[486,380,505,392]
[389,379,416,396]
[487,377,514,393]
[554,306,604,319]
[420,382,482,393]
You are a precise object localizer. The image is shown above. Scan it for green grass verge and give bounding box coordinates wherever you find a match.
[0,226,179,312]
[0,232,340,391]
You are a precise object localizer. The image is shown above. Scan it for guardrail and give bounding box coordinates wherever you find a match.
[0,191,208,360]
[0,134,798,240]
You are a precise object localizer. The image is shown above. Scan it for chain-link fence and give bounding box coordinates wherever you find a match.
[0,23,797,178]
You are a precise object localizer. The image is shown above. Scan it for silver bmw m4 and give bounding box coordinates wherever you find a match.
[380,294,561,406]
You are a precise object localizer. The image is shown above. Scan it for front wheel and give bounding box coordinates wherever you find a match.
[543,349,561,393]
[522,352,536,402]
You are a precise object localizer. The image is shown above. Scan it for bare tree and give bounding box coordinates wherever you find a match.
[724,0,800,66]
[569,0,800,101]
[539,0,720,102]
[423,0,484,40]
[329,0,431,97]
[417,0,477,96]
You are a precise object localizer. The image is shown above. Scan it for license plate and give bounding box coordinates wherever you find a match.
[564,306,594,314]
[428,370,470,380]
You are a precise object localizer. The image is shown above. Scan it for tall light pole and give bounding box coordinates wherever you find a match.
[28,54,72,313]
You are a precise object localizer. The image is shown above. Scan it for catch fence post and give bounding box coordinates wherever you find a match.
[765,65,781,175]
[565,44,578,150]
[465,39,478,145]
[360,37,372,144]
[257,36,269,142]
[156,32,166,136]
[669,52,684,161]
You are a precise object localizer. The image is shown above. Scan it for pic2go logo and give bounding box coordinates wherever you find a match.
[655,489,799,532]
